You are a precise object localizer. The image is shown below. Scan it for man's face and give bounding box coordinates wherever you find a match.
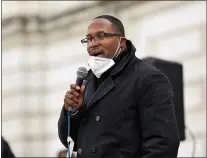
[86,18,123,58]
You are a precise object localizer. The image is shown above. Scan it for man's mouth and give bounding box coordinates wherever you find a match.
[92,51,104,57]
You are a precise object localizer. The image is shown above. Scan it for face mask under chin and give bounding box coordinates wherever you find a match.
[88,37,122,78]
[88,56,115,78]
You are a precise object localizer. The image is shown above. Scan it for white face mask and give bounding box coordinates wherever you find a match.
[88,38,122,78]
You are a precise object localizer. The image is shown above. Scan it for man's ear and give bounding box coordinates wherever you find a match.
[120,37,127,48]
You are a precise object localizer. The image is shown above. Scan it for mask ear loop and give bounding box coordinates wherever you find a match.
[114,47,122,58]
[112,37,122,60]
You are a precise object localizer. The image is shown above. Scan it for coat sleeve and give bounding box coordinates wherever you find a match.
[58,106,81,151]
[138,71,180,158]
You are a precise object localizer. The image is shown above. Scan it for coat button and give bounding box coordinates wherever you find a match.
[91,146,96,153]
[95,115,101,122]
[77,148,82,154]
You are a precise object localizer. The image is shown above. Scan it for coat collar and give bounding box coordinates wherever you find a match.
[84,40,137,110]
[111,40,136,77]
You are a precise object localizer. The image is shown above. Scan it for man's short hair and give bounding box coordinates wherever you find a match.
[93,15,125,37]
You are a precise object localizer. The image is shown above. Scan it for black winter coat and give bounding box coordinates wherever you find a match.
[58,40,180,158]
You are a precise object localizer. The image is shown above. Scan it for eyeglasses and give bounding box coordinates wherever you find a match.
[81,32,121,47]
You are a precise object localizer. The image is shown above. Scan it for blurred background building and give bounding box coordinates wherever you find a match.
[2,1,206,157]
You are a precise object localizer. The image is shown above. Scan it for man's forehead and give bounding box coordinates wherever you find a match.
[87,18,113,35]
[88,18,113,29]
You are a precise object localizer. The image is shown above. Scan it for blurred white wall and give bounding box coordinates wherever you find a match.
[2,1,206,157]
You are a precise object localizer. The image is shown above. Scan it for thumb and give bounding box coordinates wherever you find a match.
[79,85,86,98]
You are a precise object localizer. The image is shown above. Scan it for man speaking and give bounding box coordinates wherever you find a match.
[58,15,180,158]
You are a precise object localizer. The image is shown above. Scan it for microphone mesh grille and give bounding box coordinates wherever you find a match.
[77,67,88,79]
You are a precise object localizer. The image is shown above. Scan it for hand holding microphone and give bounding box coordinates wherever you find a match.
[64,67,88,112]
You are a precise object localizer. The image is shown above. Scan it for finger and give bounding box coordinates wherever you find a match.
[64,95,78,105]
[65,98,77,107]
[67,94,79,104]
[64,98,71,111]
[70,84,79,90]
[79,85,85,97]
[70,84,76,89]
[66,89,76,96]
[71,90,80,98]
[64,104,69,111]
[64,98,72,107]
[66,89,71,95]
[67,88,80,97]
[76,86,80,91]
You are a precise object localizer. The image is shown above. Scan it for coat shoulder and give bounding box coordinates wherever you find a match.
[133,57,171,88]
[134,57,165,78]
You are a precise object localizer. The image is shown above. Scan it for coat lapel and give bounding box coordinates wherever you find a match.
[84,75,115,110]
[83,75,96,107]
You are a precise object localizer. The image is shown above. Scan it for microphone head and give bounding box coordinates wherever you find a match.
[77,67,88,79]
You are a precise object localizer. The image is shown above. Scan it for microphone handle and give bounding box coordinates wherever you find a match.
[76,77,84,87]
[69,77,84,112]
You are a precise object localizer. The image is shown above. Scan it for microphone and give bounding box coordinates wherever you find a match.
[76,67,88,87]
[67,67,88,158]
[69,67,88,112]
